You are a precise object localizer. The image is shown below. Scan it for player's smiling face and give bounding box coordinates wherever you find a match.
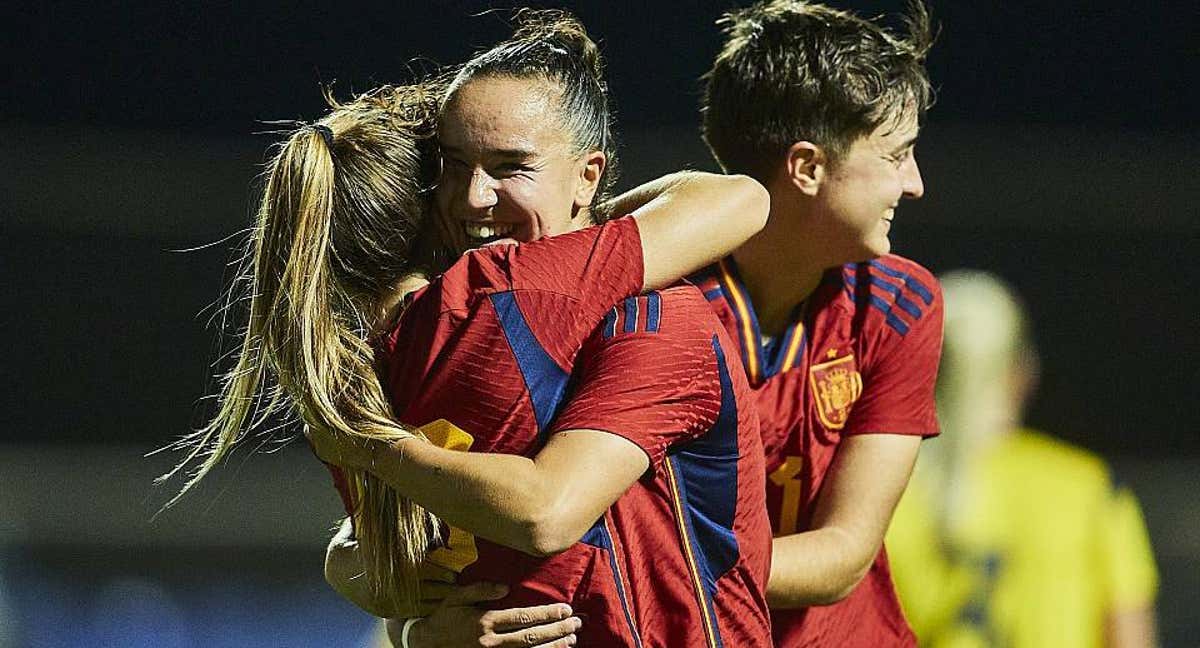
[436,76,601,252]
[816,109,924,261]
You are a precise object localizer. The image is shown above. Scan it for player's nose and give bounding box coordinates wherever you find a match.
[903,155,924,200]
[466,168,499,211]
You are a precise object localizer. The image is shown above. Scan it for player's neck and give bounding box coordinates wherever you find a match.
[731,222,824,338]
[373,273,430,333]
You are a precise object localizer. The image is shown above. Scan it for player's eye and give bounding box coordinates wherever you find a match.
[493,163,534,177]
[891,148,913,166]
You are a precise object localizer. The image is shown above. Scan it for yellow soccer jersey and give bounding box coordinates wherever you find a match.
[886,429,1158,648]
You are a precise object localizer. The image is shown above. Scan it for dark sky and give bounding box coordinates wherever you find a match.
[5,1,1197,133]
[3,1,1197,456]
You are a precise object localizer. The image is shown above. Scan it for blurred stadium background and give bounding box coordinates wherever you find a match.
[2,1,1196,645]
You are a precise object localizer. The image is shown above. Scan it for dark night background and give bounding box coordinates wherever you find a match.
[1,1,1197,646]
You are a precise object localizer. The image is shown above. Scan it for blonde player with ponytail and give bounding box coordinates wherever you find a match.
[162,84,447,607]
[167,15,774,643]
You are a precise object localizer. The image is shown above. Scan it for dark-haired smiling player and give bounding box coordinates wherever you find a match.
[696,1,943,645]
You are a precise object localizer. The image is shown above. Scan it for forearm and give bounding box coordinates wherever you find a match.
[601,170,695,216]
[610,171,769,291]
[369,440,562,556]
[767,527,875,607]
[768,434,922,609]
[361,429,646,557]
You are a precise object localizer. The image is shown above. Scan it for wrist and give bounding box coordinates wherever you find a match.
[400,616,426,648]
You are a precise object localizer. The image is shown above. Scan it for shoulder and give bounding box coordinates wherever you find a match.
[595,284,718,341]
[503,216,640,267]
[837,254,942,338]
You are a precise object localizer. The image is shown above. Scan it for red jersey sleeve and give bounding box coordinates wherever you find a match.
[483,216,644,339]
[549,288,723,473]
[844,276,944,437]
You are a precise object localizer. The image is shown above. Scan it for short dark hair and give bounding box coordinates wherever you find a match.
[446,9,619,216]
[702,0,934,181]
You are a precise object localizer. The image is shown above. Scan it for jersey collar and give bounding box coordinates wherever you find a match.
[711,257,809,384]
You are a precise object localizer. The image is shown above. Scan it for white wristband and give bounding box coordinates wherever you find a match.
[400,617,424,648]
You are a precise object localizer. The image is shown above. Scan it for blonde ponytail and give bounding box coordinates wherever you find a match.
[163,85,444,608]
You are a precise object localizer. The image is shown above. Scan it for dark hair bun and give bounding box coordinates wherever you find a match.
[510,8,603,81]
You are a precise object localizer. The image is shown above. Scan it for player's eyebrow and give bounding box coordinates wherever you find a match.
[441,143,538,161]
[890,135,919,155]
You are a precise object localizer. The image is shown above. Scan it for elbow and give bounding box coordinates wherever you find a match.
[518,498,592,558]
[725,174,770,235]
[815,559,873,606]
[323,541,364,599]
[811,573,864,606]
[522,514,588,558]
[524,526,576,558]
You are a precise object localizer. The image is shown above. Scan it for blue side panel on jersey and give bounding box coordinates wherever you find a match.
[580,517,610,548]
[672,335,741,596]
[646,292,661,332]
[579,518,645,648]
[489,291,569,437]
[868,260,934,305]
[703,287,724,302]
[623,296,639,334]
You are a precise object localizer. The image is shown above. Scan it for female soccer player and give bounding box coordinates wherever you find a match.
[174,13,773,648]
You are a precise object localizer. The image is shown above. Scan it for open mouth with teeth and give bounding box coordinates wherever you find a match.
[463,221,516,245]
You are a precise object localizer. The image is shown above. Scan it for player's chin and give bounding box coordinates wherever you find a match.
[863,230,892,258]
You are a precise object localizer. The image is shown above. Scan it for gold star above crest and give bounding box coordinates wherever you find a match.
[827,348,839,359]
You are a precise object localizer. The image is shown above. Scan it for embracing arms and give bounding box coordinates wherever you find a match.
[331,429,649,557]
[617,171,768,291]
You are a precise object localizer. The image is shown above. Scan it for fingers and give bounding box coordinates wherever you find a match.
[481,615,581,648]
[482,603,574,633]
[417,580,457,601]
[531,636,578,648]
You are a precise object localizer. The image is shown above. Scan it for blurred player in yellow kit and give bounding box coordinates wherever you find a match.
[886,270,1159,648]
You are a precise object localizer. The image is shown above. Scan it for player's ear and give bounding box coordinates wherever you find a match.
[573,150,607,209]
[785,141,826,196]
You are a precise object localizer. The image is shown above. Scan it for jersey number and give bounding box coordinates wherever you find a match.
[769,455,804,536]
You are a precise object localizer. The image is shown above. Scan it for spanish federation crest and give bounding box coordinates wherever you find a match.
[808,354,863,430]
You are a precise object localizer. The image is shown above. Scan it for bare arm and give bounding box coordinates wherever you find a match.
[324,516,405,618]
[767,433,921,607]
[325,517,583,647]
[315,428,649,557]
[613,172,768,291]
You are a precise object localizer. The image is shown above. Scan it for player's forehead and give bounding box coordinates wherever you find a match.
[863,104,921,151]
[439,76,570,159]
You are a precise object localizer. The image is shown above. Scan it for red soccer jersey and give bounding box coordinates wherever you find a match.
[555,287,773,648]
[355,219,771,647]
[692,255,944,648]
